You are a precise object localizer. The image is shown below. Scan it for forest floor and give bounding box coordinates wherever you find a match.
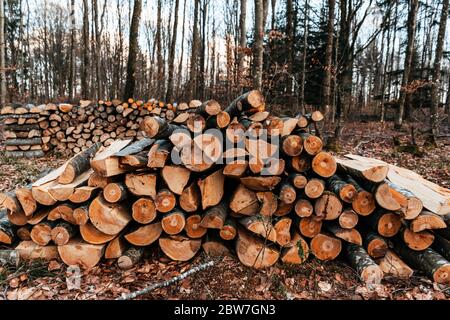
[0,121,449,300]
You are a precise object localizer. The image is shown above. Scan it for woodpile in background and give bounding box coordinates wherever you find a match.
[0,98,190,157]
[0,104,47,158]
[0,90,450,286]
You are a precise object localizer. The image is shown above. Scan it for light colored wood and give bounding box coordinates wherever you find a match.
[235,228,279,269]
[310,233,342,261]
[15,241,58,261]
[161,166,191,195]
[281,233,310,264]
[58,239,105,269]
[336,154,389,183]
[125,222,162,246]
[230,184,260,215]
[198,169,225,210]
[89,196,131,235]
[80,222,117,244]
[105,237,127,259]
[159,235,202,262]
[378,250,413,279]
[125,173,157,199]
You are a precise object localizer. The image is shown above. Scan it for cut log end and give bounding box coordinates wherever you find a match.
[311,234,342,261]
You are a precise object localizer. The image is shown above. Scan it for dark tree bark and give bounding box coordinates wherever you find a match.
[155,0,163,99]
[81,0,90,99]
[124,0,142,100]
[238,0,247,93]
[395,0,418,129]
[188,0,200,100]
[253,0,265,90]
[322,0,335,118]
[68,0,76,100]
[166,0,180,102]
[428,0,449,145]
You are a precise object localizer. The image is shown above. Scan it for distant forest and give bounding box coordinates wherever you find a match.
[0,0,449,141]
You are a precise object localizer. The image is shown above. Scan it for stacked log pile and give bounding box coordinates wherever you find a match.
[0,90,450,286]
[0,99,210,157]
[0,104,47,158]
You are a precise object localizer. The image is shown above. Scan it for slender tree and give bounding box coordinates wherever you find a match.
[188,0,200,100]
[298,0,309,112]
[0,0,6,105]
[395,0,418,129]
[124,0,142,100]
[429,0,449,145]
[166,0,180,102]
[253,0,265,90]
[322,0,335,118]
[68,0,76,100]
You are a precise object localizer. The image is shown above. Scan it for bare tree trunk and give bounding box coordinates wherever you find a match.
[166,0,180,102]
[395,0,418,130]
[188,0,200,100]
[253,0,265,91]
[198,0,208,100]
[298,0,309,113]
[428,0,449,145]
[322,0,335,119]
[177,0,187,98]
[93,0,102,100]
[286,0,294,95]
[155,0,163,99]
[271,0,276,30]
[68,0,76,100]
[81,0,90,99]
[238,0,247,93]
[124,0,142,100]
[0,0,6,105]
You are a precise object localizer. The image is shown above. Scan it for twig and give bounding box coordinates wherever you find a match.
[116,260,215,300]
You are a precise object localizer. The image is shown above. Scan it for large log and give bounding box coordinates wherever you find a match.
[304,178,325,199]
[325,223,362,245]
[125,173,157,199]
[198,169,225,210]
[0,210,15,244]
[281,233,310,264]
[118,247,145,270]
[314,192,343,221]
[47,203,77,224]
[311,152,337,178]
[15,187,38,217]
[30,221,55,246]
[402,228,434,251]
[327,175,357,203]
[48,170,93,201]
[239,216,277,242]
[185,214,208,238]
[410,211,446,232]
[124,222,162,246]
[147,140,172,168]
[105,237,127,259]
[162,166,191,195]
[140,116,180,139]
[432,234,450,261]
[103,182,128,203]
[159,235,202,262]
[51,221,77,246]
[257,192,278,217]
[299,216,323,238]
[58,239,105,269]
[155,189,177,213]
[310,233,342,261]
[362,230,388,259]
[80,222,117,244]
[224,90,265,118]
[58,143,101,184]
[345,244,383,285]
[394,243,450,284]
[346,176,376,216]
[338,209,359,229]
[295,199,314,218]
[298,132,323,156]
[179,182,201,213]
[89,196,131,235]
[162,209,186,235]
[366,210,402,238]
[90,139,133,177]
[273,217,292,246]
[229,184,259,215]
[235,228,279,269]
[378,250,414,279]
[281,135,303,156]
[220,218,237,240]
[240,176,282,192]
[15,241,58,261]
[200,201,228,229]
[69,186,99,204]
[278,181,297,205]
[336,155,388,183]
[132,198,157,224]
